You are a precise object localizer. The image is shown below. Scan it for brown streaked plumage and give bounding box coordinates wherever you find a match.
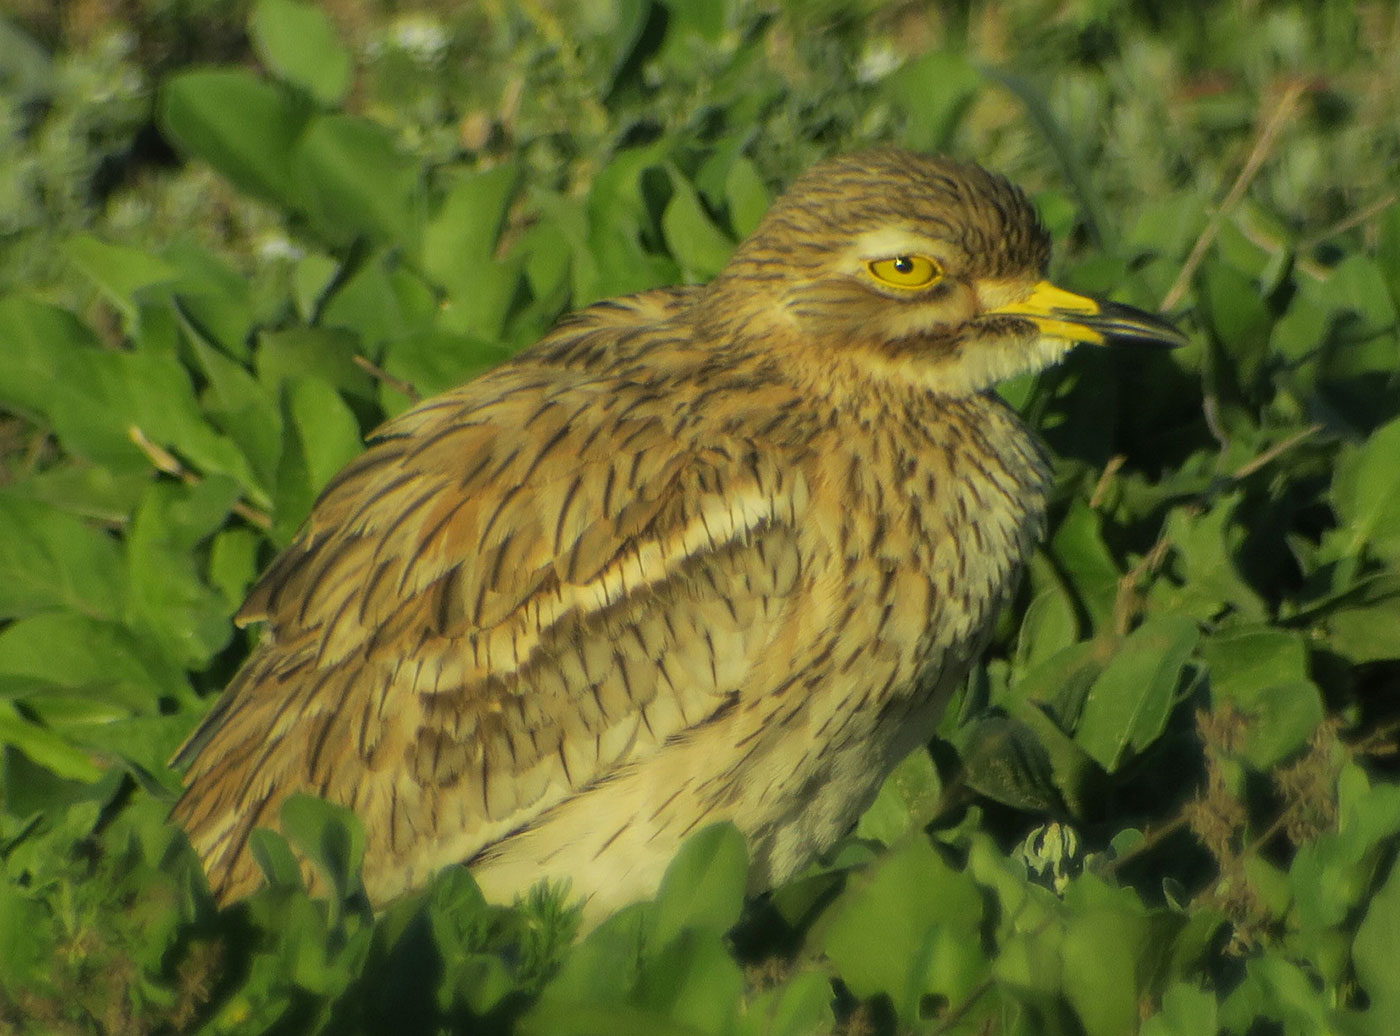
[172,149,1185,920]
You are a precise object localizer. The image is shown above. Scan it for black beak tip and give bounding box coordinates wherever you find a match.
[1094,299,1190,349]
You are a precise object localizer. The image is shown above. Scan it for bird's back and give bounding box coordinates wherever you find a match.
[172,282,1049,917]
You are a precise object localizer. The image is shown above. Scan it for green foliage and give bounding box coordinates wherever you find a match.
[3,0,1400,1033]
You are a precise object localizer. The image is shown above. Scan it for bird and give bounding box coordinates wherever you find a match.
[171,148,1186,922]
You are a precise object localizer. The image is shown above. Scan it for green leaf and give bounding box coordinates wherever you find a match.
[0,298,147,471]
[662,169,735,281]
[184,327,284,492]
[285,378,364,496]
[856,748,941,847]
[423,165,524,338]
[883,51,983,151]
[1074,614,1198,773]
[1331,416,1400,562]
[124,478,238,668]
[0,492,125,621]
[1013,556,1082,675]
[1351,842,1400,1025]
[62,235,180,321]
[1062,903,1151,1036]
[737,971,834,1036]
[294,114,424,250]
[1048,500,1122,631]
[279,793,367,903]
[250,0,352,105]
[256,326,375,401]
[649,823,747,946]
[0,874,55,995]
[1201,627,1323,769]
[0,612,182,711]
[724,157,771,239]
[160,68,309,204]
[0,699,105,782]
[633,930,744,1036]
[822,836,985,1022]
[1200,262,1272,397]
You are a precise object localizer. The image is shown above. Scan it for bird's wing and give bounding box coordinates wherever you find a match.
[173,296,814,901]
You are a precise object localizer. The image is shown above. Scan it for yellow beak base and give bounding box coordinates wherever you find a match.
[987,280,1188,349]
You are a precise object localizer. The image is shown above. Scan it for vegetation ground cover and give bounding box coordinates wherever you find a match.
[1,1,1398,1033]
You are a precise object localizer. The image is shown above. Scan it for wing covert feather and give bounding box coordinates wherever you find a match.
[173,299,815,901]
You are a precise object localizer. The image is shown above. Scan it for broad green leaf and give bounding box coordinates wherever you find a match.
[321,252,440,350]
[1161,493,1267,621]
[724,156,771,239]
[634,930,744,1036]
[250,0,352,105]
[0,872,55,994]
[0,700,104,782]
[1331,416,1400,562]
[823,836,985,1021]
[424,165,524,338]
[1320,588,1400,663]
[1048,500,1122,631]
[293,114,424,251]
[185,332,284,491]
[0,298,147,471]
[649,823,747,946]
[62,235,180,321]
[279,793,367,904]
[1218,954,1333,1034]
[1351,842,1400,1026]
[1201,628,1323,769]
[1291,767,1400,933]
[256,326,375,401]
[124,478,238,668]
[379,329,512,407]
[160,68,309,204]
[285,377,364,496]
[208,527,261,608]
[662,169,735,281]
[1062,904,1151,1036]
[120,348,270,505]
[856,747,941,846]
[736,971,834,1036]
[424,164,520,269]
[1200,262,1271,398]
[0,492,125,621]
[1013,556,1081,676]
[883,51,982,151]
[1140,982,1217,1036]
[1074,614,1198,772]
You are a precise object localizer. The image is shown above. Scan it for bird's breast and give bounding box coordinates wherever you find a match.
[805,391,1050,702]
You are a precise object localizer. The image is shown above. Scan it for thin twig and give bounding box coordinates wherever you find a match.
[1298,193,1399,251]
[353,355,422,402]
[1113,526,1178,635]
[1231,424,1323,481]
[1103,815,1192,876]
[129,426,272,530]
[1161,80,1310,312]
[1089,454,1127,510]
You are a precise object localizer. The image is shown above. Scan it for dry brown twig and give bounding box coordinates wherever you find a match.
[128,426,272,530]
[1161,79,1311,313]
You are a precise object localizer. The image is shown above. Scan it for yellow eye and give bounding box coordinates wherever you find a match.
[866,255,942,289]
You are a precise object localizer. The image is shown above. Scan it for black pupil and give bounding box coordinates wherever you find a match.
[893,257,914,273]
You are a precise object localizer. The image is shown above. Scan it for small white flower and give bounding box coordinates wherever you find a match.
[256,233,305,263]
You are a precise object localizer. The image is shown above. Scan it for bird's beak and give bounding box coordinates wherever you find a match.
[984,280,1188,348]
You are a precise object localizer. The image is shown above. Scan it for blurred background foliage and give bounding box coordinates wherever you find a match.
[1,0,1398,1033]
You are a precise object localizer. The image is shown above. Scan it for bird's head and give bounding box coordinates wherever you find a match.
[698,149,1185,397]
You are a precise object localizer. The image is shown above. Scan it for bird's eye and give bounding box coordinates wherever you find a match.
[866,255,942,290]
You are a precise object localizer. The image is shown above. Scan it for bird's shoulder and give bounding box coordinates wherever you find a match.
[238,286,814,667]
